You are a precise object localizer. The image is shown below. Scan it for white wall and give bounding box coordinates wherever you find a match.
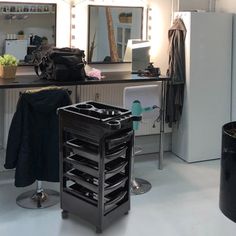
[55,0,71,47]
[147,0,172,74]
[216,0,236,12]
[215,0,236,120]
[179,0,211,11]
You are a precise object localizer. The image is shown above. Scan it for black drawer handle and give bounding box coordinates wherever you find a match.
[105,191,127,207]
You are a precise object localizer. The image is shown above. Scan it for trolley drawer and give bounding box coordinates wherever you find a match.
[65,154,98,177]
[106,131,133,150]
[65,183,128,214]
[65,138,99,162]
[65,154,128,179]
[105,146,127,162]
[65,169,128,194]
[65,138,127,163]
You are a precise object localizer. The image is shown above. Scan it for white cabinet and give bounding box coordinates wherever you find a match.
[172,12,232,162]
[4,40,27,61]
[78,81,172,136]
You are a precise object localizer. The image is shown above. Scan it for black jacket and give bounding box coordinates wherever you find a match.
[166,18,187,127]
[167,18,186,84]
[4,88,71,187]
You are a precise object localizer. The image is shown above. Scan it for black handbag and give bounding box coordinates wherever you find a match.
[34,47,86,81]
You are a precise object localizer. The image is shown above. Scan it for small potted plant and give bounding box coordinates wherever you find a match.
[0,54,18,79]
[119,12,127,23]
[17,30,24,40]
[126,12,132,23]
[119,12,132,23]
[41,36,48,45]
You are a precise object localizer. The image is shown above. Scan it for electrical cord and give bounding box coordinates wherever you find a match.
[152,106,161,128]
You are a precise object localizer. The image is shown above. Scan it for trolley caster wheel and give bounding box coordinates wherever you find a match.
[96,227,102,234]
[124,211,129,215]
[61,210,69,219]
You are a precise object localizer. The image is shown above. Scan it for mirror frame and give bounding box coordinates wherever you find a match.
[87,5,143,64]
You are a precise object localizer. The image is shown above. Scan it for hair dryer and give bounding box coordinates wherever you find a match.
[131,100,157,130]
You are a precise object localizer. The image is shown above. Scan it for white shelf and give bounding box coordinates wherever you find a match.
[0,11,55,15]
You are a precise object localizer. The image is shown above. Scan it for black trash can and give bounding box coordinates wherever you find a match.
[219,121,236,222]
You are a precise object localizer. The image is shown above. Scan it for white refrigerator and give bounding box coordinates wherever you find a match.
[172,12,232,162]
[4,39,28,61]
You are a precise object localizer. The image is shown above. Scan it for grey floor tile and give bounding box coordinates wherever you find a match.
[0,152,235,236]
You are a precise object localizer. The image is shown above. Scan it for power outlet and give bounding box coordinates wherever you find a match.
[95,93,100,102]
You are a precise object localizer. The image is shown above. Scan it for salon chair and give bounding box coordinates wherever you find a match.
[4,87,71,208]
[123,84,161,195]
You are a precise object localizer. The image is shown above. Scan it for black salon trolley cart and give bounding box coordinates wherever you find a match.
[58,101,134,233]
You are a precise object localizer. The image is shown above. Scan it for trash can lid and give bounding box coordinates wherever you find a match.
[223,121,236,138]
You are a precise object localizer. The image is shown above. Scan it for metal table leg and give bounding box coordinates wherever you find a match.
[131,140,152,195]
[158,80,165,170]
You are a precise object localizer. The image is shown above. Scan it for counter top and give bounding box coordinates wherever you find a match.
[0,67,169,89]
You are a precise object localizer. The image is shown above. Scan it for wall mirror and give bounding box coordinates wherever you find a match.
[88,5,143,63]
[0,2,56,65]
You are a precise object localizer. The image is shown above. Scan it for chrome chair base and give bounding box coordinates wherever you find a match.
[131,146,152,195]
[16,189,60,209]
[131,177,152,195]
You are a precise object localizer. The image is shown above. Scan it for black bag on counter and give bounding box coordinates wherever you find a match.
[34,47,86,81]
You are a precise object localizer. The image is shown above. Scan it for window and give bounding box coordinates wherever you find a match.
[116,25,131,60]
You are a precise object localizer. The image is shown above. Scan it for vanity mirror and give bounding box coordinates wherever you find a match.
[88,5,143,63]
[0,2,56,65]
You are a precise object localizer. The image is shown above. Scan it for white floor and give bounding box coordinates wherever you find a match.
[0,152,236,236]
